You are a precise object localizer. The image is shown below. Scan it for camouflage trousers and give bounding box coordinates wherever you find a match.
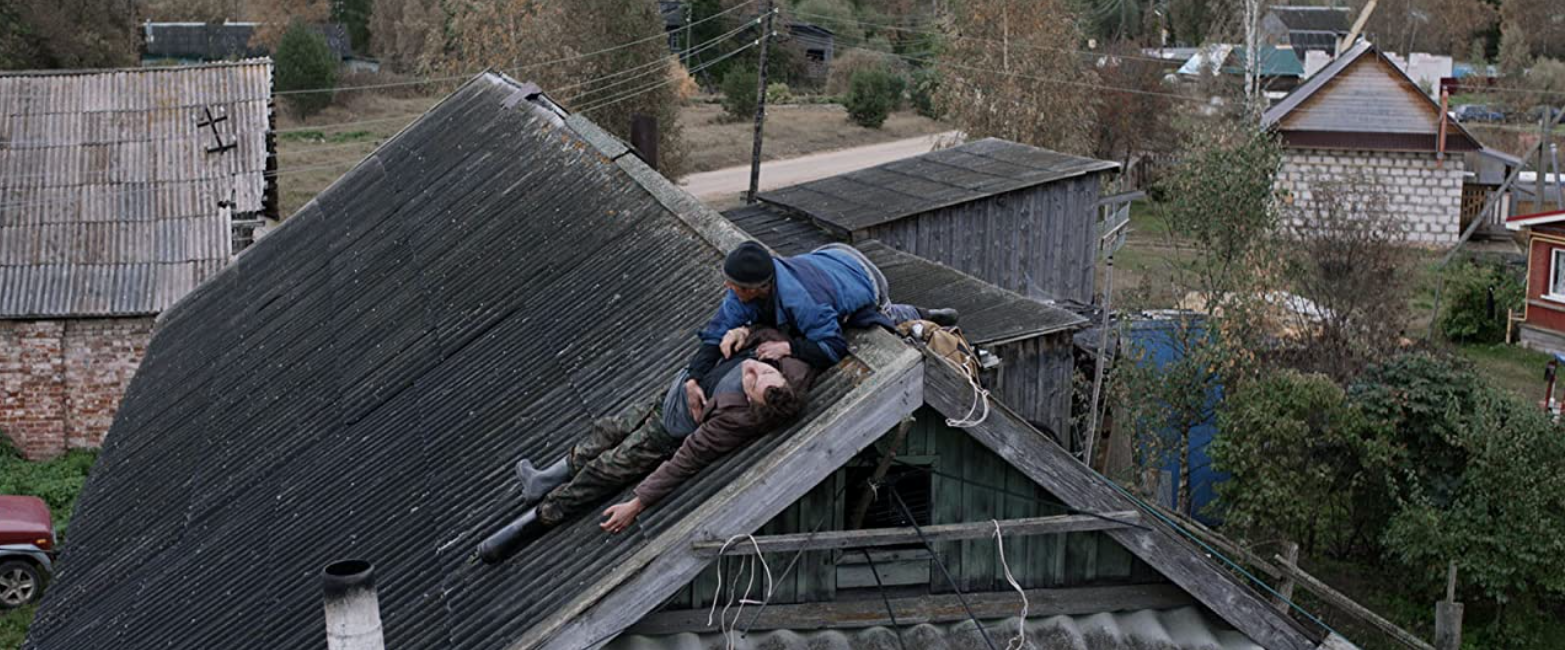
[536,401,680,526]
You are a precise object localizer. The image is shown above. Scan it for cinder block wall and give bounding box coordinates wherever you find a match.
[1,318,153,459]
[1276,149,1465,245]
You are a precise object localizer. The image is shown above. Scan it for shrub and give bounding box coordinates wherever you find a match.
[1439,258,1524,343]
[766,82,794,105]
[844,68,896,128]
[720,65,757,121]
[275,21,339,118]
[910,67,941,119]
[825,48,906,96]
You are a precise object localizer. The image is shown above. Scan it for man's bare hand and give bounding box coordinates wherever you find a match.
[755,340,791,361]
[719,327,750,358]
[601,498,646,534]
[684,379,707,421]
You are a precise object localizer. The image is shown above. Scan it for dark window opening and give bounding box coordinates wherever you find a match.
[806,49,826,62]
[845,464,932,530]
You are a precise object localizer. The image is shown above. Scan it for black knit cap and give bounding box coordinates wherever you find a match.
[724,241,774,287]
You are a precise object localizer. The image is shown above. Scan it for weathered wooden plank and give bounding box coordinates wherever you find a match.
[1274,554,1433,650]
[920,352,1320,650]
[626,583,1197,635]
[692,511,1140,556]
[532,331,924,650]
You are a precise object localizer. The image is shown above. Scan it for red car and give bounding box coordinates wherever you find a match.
[0,496,54,609]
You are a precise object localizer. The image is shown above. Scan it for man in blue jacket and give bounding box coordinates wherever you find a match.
[682,241,955,416]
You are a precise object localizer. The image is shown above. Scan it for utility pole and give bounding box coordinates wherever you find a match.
[746,0,776,204]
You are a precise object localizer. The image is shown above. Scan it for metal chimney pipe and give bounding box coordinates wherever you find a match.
[322,559,385,650]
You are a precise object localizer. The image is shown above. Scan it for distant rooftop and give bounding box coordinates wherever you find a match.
[757,138,1118,233]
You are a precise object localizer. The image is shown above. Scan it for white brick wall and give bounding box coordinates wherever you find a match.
[1276,149,1466,245]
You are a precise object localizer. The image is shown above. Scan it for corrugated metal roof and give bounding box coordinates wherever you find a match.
[0,61,272,318]
[608,607,1264,650]
[758,138,1118,232]
[722,203,1086,345]
[23,73,914,650]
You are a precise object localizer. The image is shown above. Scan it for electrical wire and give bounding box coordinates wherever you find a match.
[559,17,763,105]
[574,38,763,114]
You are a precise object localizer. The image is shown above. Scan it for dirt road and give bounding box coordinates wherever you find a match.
[680,131,961,202]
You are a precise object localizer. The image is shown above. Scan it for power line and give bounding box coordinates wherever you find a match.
[575,38,762,114]
[559,17,763,105]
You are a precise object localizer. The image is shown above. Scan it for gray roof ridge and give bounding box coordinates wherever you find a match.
[0,58,273,77]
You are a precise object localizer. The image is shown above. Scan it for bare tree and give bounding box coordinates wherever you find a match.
[933,0,1098,155]
[370,0,446,73]
[1277,173,1413,381]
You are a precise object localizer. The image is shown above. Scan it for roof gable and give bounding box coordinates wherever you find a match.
[1268,6,1350,32]
[0,61,273,318]
[1263,42,1482,152]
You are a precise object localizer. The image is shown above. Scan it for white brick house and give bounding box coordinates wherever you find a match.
[1263,42,1483,245]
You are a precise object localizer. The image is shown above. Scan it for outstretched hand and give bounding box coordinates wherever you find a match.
[601,498,646,534]
[755,340,791,361]
[719,327,751,358]
[684,379,707,421]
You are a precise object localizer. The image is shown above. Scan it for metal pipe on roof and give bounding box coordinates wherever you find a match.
[322,560,385,650]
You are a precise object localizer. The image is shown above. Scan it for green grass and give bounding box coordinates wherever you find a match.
[0,606,35,650]
[1458,342,1553,404]
[1126,198,1171,239]
[277,129,376,143]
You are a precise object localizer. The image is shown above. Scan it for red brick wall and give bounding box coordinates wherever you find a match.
[0,318,153,459]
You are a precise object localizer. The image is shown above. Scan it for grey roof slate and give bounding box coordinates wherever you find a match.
[610,607,1265,650]
[723,203,1086,345]
[23,73,911,650]
[0,61,272,318]
[757,138,1118,232]
[1268,6,1350,33]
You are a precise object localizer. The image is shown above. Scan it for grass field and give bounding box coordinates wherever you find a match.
[272,94,946,217]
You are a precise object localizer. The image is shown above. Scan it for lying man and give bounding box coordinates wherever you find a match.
[682,241,955,421]
[477,327,814,563]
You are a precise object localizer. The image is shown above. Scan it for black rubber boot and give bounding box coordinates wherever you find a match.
[515,457,572,503]
[922,307,960,327]
[477,508,550,564]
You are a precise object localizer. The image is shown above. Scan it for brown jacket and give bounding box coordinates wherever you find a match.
[634,329,817,506]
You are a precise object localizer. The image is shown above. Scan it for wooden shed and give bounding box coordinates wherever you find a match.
[1506,208,1565,354]
[755,138,1119,304]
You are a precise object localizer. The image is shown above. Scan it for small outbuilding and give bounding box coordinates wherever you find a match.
[1264,41,1484,245]
[1506,208,1565,355]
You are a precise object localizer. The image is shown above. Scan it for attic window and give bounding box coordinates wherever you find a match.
[846,464,932,530]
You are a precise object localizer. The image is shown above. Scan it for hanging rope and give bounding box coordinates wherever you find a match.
[992,520,1029,650]
[708,534,774,650]
[890,487,1000,650]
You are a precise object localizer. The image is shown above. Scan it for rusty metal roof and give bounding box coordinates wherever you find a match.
[0,60,273,319]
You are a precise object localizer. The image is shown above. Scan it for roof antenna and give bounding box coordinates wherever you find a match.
[322,559,385,650]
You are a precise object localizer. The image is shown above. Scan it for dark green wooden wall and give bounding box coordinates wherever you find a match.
[663,406,1163,610]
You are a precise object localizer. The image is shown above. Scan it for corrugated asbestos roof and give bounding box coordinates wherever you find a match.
[607,607,1264,650]
[723,202,1086,345]
[24,73,921,650]
[0,61,272,318]
[757,138,1118,232]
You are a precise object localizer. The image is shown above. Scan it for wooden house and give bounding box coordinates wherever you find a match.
[29,74,1355,650]
[0,62,274,459]
[1264,41,1484,245]
[1506,208,1565,354]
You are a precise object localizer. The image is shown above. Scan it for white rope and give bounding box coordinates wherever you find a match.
[993,520,1029,650]
[938,352,990,428]
[707,534,774,650]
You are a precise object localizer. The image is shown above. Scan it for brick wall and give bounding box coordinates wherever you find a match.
[1276,149,1466,245]
[0,317,153,459]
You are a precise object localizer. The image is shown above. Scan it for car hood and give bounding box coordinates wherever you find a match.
[0,496,53,543]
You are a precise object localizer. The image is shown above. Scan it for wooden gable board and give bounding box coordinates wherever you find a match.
[528,347,1323,650]
[1280,54,1440,135]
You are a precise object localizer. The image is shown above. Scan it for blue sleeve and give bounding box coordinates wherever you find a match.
[697,290,759,346]
[775,273,848,365]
